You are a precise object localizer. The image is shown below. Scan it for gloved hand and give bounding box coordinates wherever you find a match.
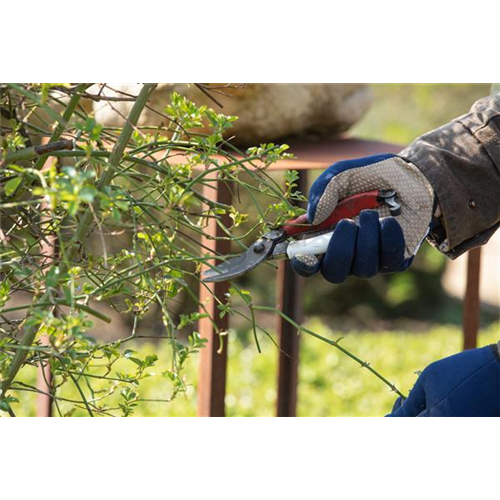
[387,343,500,417]
[290,154,435,283]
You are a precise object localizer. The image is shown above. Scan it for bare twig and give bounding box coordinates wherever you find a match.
[194,83,224,108]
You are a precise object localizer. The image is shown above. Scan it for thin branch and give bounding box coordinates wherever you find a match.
[194,83,224,108]
[253,306,407,399]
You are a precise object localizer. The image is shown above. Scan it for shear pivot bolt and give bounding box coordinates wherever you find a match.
[253,242,265,253]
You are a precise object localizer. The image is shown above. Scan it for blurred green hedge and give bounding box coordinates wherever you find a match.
[10,321,499,416]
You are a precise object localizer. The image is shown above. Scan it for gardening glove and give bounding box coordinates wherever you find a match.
[290,154,435,283]
[387,343,500,417]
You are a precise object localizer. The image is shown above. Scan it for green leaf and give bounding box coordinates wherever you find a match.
[4,177,22,196]
[45,266,61,288]
[129,357,144,367]
[112,207,121,221]
[144,355,158,367]
[78,186,97,203]
[62,166,77,178]
[0,281,10,307]
[178,312,209,329]
[0,396,19,412]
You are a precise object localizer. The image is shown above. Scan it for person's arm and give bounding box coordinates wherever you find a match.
[290,94,500,282]
[387,343,500,417]
[400,94,500,258]
[384,345,500,500]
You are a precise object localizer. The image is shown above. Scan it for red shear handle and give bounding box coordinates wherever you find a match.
[283,189,381,237]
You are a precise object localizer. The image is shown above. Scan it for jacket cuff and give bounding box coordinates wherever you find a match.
[399,94,500,259]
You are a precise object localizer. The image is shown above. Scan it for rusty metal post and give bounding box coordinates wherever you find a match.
[197,176,232,417]
[462,247,482,350]
[275,170,307,417]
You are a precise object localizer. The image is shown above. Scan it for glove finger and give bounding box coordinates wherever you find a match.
[290,253,322,278]
[307,170,339,224]
[380,217,413,273]
[307,154,397,225]
[321,219,358,284]
[387,376,427,417]
[352,210,380,279]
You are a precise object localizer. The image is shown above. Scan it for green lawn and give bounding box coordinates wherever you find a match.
[4,319,500,500]
[7,320,499,417]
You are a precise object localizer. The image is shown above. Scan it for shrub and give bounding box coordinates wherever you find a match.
[0,83,298,416]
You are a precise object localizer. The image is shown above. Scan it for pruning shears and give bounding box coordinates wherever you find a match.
[202,189,401,283]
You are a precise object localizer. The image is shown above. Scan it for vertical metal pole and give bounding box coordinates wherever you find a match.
[276,170,307,417]
[197,176,232,417]
[462,247,482,350]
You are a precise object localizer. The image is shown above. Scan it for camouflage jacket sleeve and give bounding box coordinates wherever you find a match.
[399,94,500,259]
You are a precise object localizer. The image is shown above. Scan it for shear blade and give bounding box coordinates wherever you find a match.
[202,239,274,283]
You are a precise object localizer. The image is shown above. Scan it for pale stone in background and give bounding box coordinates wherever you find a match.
[90,83,372,145]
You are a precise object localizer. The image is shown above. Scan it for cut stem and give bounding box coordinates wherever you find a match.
[253,306,406,399]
